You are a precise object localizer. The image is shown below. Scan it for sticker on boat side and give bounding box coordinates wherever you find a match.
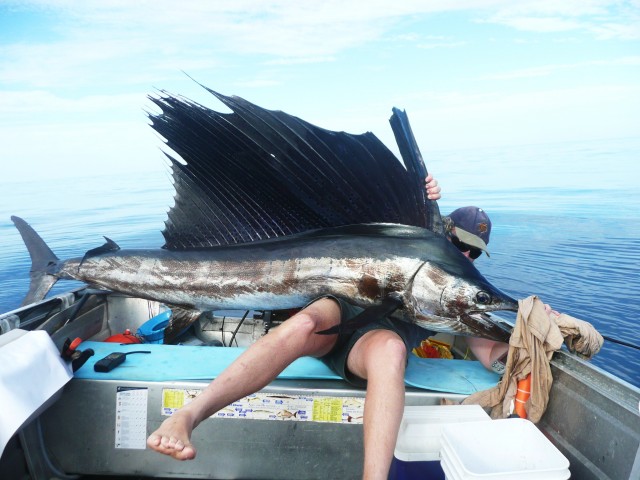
[160,388,364,424]
[115,386,149,449]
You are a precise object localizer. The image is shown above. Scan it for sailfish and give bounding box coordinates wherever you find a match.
[12,84,517,342]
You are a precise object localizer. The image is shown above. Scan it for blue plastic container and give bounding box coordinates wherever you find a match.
[388,458,444,479]
[137,310,172,344]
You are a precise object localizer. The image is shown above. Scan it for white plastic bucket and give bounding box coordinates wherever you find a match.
[440,418,570,479]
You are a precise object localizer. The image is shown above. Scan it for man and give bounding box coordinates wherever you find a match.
[147,176,443,479]
[441,205,512,372]
[442,203,559,371]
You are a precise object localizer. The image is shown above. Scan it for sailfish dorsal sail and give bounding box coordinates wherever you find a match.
[147,85,442,250]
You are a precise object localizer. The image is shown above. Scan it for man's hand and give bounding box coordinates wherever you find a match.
[544,303,561,317]
[425,174,441,200]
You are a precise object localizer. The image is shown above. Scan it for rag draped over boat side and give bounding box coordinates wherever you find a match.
[460,295,604,423]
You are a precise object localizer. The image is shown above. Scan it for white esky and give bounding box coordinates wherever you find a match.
[1,0,639,182]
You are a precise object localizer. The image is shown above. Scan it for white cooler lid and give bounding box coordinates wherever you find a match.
[394,404,490,462]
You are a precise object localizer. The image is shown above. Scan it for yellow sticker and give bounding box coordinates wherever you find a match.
[312,397,345,423]
[163,389,184,409]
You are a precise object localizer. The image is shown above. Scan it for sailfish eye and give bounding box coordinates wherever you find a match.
[476,291,492,305]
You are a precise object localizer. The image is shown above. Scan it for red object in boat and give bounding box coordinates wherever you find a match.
[104,329,142,344]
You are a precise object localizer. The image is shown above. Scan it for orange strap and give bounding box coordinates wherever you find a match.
[514,374,532,419]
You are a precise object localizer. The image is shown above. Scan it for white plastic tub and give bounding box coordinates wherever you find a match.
[440,418,570,479]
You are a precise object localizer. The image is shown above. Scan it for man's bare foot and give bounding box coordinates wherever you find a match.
[147,409,198,460]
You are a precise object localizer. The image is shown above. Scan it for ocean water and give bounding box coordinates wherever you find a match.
[1,137,639,388]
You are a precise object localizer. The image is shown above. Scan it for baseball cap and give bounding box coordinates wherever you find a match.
[446,206,492,257]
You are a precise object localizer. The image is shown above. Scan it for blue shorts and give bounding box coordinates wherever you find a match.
[317,296,435,387]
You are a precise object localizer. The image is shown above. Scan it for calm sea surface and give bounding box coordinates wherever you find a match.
[1,137,639,387]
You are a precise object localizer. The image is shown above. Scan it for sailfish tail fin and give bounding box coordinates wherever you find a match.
[11,216,60,306]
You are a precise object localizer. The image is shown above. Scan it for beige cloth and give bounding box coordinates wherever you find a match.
[458,295,603,423]
[553,310,604,358]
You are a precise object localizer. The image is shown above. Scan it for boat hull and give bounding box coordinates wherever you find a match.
[1,289,639,479]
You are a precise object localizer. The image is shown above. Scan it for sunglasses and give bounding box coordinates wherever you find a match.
[451,235,482,260]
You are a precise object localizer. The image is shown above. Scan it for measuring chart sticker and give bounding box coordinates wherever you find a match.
[160,389,364,424]
[115,387,149,449]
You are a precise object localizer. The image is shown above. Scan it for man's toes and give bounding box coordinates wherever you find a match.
[147,434,161,448]
[177,444,197,460]
[160,435,175,448]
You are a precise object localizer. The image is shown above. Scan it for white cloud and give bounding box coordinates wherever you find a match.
[1,0,638,92]
[478,56,640,80]
[417,40,467,49]
[408,83,640,148]
[482,0,640,39]
[263,56,336,66]
[485,0,612,18]
[0,89,144,115]
[591,21,640,40]
[492,16,584,33]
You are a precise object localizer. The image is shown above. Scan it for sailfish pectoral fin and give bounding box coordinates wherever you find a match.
[316,293,404,335]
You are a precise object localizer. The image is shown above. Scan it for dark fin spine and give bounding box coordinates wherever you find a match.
[11,216,60,306]
[389,108,444,235]
[80,237,121,266]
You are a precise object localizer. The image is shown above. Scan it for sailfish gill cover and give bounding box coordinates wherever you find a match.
[147,85,443,250]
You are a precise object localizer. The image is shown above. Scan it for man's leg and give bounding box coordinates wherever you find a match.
[147,298,342,460]
[346,329,407,480]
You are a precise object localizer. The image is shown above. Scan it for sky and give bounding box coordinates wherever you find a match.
[0,0,639,183]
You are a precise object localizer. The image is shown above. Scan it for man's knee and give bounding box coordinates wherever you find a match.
[281,299,340,335]
[272,300,341,357]
[284,311,320,336]
[349,330,407,379]
[295,298,341,331]
[375,334,407,365]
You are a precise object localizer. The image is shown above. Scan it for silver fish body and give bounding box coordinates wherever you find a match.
[49,223,516,339]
